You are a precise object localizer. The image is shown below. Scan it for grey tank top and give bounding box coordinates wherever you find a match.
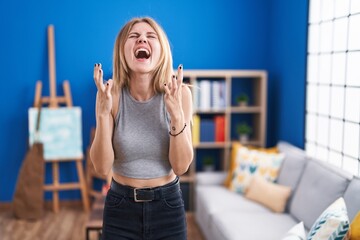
[112,87,172,179]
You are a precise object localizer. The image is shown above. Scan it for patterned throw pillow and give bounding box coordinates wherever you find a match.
[281,222,307,240]
[226,143,284,194]
[307,197,350,240]
[350,211,360,239]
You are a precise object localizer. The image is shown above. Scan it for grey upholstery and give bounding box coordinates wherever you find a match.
[211,211,298,240]
[344,177,360,221]
[289,158,351,229]
[277,141,308,210]
[194,141,359,240]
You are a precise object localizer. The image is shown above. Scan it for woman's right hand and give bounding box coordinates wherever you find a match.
[94,63,113,116]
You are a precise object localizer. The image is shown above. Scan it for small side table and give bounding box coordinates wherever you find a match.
[85,195,105,240]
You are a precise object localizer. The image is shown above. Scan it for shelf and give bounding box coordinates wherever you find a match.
[230,140,263,146]
[193,142,231,149]
[195,109,227,114]
[229,106,262,113]
[183,69,267,78]
[194,106,262,114]
[180,175,196,183]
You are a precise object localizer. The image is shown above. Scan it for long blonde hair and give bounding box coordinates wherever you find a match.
[112,17,173,93]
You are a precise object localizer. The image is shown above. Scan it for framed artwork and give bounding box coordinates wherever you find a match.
[28,107,83,160]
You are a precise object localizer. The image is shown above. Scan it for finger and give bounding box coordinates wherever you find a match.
[93,63,100,82]
[94,63,105,91]
[93,63,102,77]
[105,79,113,98]
[177,64,183,87]
[171,75,177,94]
[98,69,105,91]
[164,82,171,95]
[99,67,104,84]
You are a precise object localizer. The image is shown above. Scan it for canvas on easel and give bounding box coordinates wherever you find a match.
[28,107,83,160]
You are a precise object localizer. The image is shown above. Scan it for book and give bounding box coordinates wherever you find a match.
[192,80,200,110]
[214,115,225,142]
[211,81,226,110]
[192,114,200,145]
[199,80,211,111]
[212,81,221,109]
[200,119,215,142]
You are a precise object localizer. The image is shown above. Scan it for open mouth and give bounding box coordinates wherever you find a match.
[135,48,150,59]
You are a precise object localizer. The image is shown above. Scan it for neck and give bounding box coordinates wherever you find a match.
[128,73,154,101]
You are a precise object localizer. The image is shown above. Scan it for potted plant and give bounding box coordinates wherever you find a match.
[236,93,249,106]
[236,122,252,143]
[202,156,215,172]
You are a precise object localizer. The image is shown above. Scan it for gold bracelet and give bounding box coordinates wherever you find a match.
[169,123,187,137]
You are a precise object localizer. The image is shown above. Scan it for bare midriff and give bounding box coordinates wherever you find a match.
[112,171,177,188]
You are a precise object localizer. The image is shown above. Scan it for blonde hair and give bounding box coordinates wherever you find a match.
[112,17,173,93]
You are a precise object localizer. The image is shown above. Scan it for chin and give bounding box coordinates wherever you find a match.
[131,66,153,74]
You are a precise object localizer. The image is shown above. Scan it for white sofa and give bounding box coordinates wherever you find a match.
[194,141,360,240]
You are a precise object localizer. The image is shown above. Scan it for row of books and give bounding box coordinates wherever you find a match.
[192,80,227,111]
[192,115,225,144]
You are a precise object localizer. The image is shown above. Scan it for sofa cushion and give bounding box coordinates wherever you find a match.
[307,197,350,240]
[350,211,360,239]
[210,211,298,240]
[196,185,271,216]
[276,141,307,210]
[281,222,306,240]
[245,175,292,213]
[224,143,279,187]
[289,158,352,230]
[196,171,228,186]
[343,176,360,221]
[195,185,271,240]
[276,141,308,212]
[227,144,285,194]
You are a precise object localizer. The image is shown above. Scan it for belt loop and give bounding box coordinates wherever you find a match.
[158,188,163,199]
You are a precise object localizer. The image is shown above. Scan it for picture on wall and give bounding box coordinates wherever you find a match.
[28,107,83,160]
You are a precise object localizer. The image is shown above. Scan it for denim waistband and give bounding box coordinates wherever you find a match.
[110,177,180,202]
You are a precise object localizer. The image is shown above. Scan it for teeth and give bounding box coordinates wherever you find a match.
[135,48,150,56]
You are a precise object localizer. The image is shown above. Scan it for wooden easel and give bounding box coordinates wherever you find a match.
[34,25,89,213]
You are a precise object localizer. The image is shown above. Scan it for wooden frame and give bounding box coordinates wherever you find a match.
[33,25,89,213]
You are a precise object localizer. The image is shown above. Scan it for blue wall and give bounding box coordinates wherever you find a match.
[0,0,308,201]
[267,0,309,148]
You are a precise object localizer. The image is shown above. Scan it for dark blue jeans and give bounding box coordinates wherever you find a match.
[102,177,187,240]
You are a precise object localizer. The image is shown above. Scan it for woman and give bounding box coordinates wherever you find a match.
[90,16,193,239]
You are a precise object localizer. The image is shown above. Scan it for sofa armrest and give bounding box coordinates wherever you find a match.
[196,171,228,186]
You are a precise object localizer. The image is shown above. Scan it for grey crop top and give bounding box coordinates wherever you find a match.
[112,87,172,179]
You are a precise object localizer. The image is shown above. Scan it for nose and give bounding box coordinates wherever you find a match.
[137,37,147,44]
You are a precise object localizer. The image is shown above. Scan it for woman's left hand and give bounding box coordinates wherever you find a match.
[164,64,184,121]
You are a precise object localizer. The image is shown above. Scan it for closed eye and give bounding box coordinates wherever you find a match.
[147,33,158,39]
[128,33,140,38]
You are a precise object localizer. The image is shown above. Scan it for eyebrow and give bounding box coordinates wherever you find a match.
[129,31,158,36]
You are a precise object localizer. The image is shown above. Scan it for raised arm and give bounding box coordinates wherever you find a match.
[89,63,115,177]
[164,65,194,176]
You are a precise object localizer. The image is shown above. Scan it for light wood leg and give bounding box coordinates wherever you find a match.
[85,150,93,199]
[34,81,42,108]
[63,80,73,107]
[52,162,60,213]
[76,160,90,211]
[48,25,58,108]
